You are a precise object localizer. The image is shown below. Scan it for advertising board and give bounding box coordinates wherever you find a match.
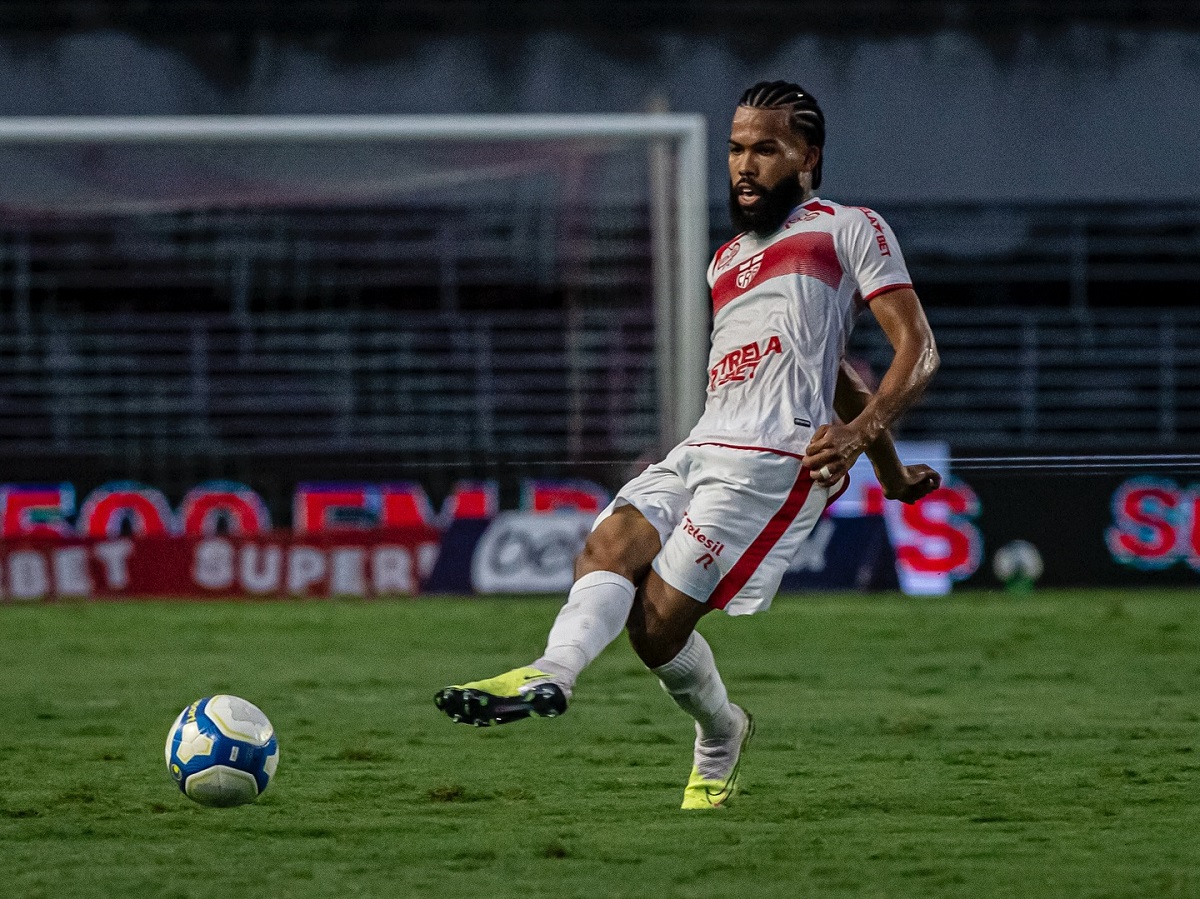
[29,442,1199,599]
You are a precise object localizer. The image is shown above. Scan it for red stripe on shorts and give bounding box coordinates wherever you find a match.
[709,469,815,610]
[825,473,851,510]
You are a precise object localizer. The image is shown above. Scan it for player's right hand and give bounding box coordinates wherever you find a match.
[879,464,941,504]
[803,423,869,487]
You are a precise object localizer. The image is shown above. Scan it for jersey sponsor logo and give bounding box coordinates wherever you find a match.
[708,335,783,391]
[735,252,764,289]
[715,240,741,272]
[857,207,892,257]
[696,552,715,569]
[711,231,842,315]
[682,514,725,557]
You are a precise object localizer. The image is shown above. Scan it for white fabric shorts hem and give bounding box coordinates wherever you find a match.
[594,443,839,615]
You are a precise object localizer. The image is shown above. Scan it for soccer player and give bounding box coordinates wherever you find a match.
[435,81,942,808]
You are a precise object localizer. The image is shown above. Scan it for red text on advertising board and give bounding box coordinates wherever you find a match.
[1106,477,1200,570]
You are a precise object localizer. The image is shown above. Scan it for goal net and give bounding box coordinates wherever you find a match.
[0,115,710,502]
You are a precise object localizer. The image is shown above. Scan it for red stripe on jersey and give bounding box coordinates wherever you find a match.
[864,282,913,303]
[686,441,804,461]
[711,231,843,316]
[709,468,814,610]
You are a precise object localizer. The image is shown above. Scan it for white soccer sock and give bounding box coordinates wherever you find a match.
[652,631,739,742]
[533,570,636,696]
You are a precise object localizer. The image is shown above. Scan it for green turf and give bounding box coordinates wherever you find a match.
[3,590,1200,898]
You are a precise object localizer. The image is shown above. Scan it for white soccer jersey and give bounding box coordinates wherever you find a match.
[685,197,913,457]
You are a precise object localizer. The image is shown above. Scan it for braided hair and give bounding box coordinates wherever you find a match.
[738,80,825,189]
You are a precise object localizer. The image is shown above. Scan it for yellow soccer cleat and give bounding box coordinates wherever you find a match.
[433,666,567,727]
[680,708,754,809]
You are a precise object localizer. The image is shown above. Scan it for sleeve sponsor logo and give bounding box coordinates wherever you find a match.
[708,335,783,391]
[856,207,892,257]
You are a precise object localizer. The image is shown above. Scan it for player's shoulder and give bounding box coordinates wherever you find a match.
[778,197,874,234]
[807,198,887,230]
[811,200,900,250]
[848,204,893,232]
[705,231,744,273]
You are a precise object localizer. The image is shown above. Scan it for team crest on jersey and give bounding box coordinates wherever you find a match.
[715,241,741,272]
[735,252,764,289]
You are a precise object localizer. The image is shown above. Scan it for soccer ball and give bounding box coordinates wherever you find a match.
[165,695,279,807]
[992,539,1044,591]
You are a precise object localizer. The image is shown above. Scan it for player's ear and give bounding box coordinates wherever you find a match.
[804,144,821,177]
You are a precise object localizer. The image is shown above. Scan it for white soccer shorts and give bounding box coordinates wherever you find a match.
[594,443,847,615]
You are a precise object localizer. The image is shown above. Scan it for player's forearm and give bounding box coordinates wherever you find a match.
[834,360,906,476]
[847,287,940,446]
[851,343,937,444]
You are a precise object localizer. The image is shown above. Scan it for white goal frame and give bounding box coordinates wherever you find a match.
[0,114,710,449]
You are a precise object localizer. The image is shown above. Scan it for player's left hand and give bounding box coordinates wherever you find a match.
[878,463,942,504]
[803,423,868,487]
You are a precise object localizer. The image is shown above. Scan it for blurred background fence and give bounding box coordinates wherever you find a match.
[2,202,1197,485]
[4,301,1197,460]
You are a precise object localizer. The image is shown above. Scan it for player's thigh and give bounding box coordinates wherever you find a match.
[652,446,832,615]
[626,568,712,668]
[579,451,692,581]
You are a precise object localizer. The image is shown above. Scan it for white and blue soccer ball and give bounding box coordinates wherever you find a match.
[165,695,279,807]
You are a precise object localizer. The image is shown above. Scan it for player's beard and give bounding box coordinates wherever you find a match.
[728,176,805,236]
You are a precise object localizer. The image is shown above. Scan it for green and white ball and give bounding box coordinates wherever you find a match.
[165,695,279,807]
[992,539,1044,590]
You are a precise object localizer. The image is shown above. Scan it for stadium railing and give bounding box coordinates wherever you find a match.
[0,305,1197,463]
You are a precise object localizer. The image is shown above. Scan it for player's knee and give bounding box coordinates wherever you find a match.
[624,600,654,659]
[574,510,656,582]
[576,529,626,579]
[626,598,690,669]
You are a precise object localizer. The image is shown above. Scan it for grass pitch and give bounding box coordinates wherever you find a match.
[3,590,1200,898]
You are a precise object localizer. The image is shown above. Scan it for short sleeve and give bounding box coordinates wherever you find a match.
[839,207,913,303]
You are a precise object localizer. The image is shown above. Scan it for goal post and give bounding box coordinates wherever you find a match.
[0,113,710,451]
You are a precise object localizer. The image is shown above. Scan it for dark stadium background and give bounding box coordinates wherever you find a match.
[0,0,1197,589]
